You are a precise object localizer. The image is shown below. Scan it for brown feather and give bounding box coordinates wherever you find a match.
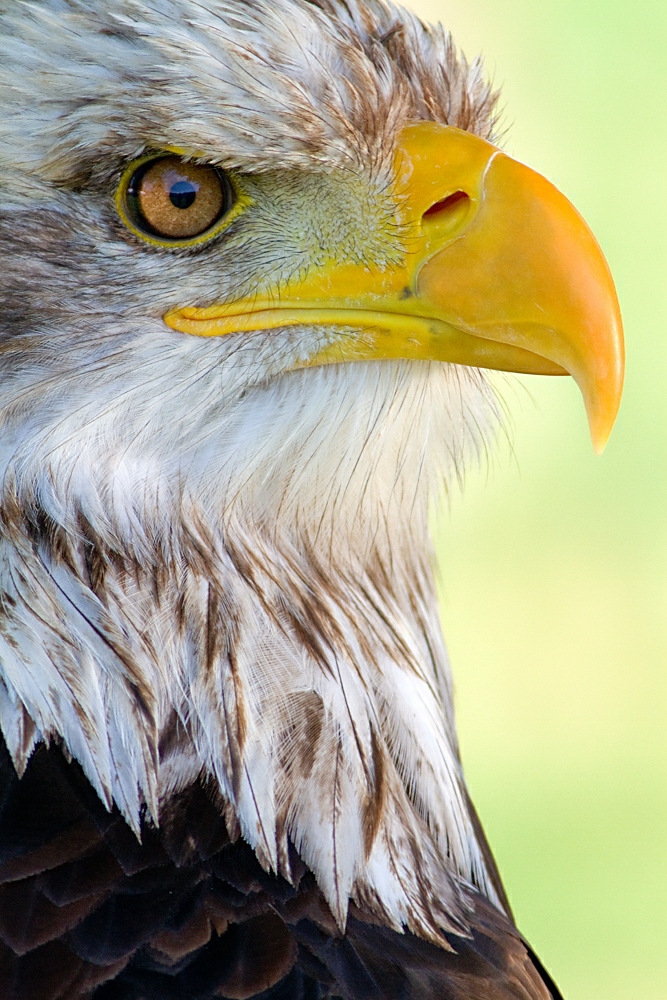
[0,740,561,1000]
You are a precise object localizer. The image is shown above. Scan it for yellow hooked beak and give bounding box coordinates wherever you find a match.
[165,123,624,452]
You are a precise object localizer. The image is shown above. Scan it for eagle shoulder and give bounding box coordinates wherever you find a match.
[0,739,561,1000]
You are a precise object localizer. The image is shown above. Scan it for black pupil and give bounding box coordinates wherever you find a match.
[169,179,198,210]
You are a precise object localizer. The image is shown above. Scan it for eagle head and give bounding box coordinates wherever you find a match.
[0,0,622,949]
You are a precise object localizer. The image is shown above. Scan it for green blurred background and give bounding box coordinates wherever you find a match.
[406,0,667,997]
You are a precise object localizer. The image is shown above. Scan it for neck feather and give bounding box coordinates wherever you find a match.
[0,351,501,938]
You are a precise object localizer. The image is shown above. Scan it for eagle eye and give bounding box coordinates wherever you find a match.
[119,155,235,244]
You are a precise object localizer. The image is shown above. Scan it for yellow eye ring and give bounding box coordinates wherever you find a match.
[116,151,248,248]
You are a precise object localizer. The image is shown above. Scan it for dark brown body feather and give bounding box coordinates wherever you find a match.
[0,740,562,1000]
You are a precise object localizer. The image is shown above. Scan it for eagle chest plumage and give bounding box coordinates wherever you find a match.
[0,0,622,998]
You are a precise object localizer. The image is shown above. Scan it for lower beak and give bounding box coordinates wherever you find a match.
[165,123,624,452]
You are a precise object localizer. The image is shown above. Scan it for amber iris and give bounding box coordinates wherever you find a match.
[125,156,232,239]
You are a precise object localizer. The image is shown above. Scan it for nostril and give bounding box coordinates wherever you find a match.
[423,190,470,219]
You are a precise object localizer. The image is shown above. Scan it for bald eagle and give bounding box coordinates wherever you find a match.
[0,1,622,998]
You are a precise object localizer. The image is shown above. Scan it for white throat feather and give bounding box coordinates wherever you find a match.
[0,334,500,940]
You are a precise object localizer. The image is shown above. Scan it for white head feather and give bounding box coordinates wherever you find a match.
[0,0,503,940]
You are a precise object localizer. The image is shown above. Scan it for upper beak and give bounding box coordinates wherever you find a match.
[165,122,624,452]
